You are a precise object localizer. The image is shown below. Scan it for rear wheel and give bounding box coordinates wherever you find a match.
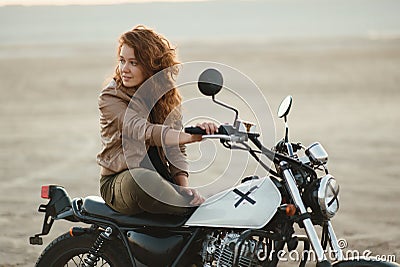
[35,231,131,267]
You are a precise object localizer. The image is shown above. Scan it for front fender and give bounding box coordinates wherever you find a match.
[333,257,399,267]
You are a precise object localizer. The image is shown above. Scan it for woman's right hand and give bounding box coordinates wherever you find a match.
[186,121,218,143]
[165,122,218,146]
[196,122,219,135]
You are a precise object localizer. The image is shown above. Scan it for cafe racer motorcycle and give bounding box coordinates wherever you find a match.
[30,68,399,267]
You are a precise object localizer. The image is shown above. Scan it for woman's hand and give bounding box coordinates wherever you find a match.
[174,173,205,206]
[185,121,218,143]
[196,122,219,135]
[171,121,219,145]
[180,187,205,206]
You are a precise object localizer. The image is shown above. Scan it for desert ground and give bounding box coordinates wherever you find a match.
[0,37,399,266]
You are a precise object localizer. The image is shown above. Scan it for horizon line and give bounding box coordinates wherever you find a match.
[0,0,212,7]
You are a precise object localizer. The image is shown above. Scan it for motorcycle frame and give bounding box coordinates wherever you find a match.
[70,197,205,267]
[31,132,346,267]
[30,134,345,267]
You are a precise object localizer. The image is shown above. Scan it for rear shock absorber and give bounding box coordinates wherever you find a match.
[83,227,113,267]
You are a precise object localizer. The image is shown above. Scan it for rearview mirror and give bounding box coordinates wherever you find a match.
[277,95,293,118]
[198,68,223,97]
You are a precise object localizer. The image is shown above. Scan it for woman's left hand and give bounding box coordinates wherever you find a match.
[180,187,205,206]
[174,173,205,206]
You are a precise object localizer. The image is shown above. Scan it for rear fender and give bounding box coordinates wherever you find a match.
[30,185,75,245]
[43,185,72,217]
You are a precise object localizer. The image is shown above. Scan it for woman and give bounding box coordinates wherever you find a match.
[97,25,217,216]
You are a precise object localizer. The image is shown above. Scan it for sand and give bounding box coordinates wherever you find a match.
[0,37,399,266]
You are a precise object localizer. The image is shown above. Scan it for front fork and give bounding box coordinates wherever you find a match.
[280,162,343,266]
[327,221,344,261]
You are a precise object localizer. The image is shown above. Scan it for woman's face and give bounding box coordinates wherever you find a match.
[119,44,146,88]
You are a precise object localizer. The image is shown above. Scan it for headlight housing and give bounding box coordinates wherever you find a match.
[318,174,340,218]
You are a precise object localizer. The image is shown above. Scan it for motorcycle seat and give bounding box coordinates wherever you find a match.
[80,196,194,228]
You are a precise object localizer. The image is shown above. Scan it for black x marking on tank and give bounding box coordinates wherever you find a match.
[233,185,258,208]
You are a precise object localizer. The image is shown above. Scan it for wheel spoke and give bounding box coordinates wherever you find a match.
[64,254,84,266]
[63,253,111,267]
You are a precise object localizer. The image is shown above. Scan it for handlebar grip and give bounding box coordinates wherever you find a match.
[184,126,207,135]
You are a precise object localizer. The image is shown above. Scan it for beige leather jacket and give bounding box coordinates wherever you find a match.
[96,80,188,177]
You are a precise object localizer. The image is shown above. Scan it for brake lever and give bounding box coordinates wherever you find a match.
[292,142,303,152]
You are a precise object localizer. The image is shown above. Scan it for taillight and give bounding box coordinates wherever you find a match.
[41,185,50,199]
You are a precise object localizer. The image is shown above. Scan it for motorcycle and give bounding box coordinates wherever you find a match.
[30,68,399,267]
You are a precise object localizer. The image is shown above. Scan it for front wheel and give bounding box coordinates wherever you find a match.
[35,231,131,267]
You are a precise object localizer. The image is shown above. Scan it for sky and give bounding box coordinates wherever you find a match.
[1,0,399,44]
[0,0,206,6]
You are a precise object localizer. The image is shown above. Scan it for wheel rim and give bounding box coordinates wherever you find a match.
[63,253,111,267]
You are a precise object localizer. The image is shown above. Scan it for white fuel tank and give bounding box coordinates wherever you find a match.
[185,177,281,228]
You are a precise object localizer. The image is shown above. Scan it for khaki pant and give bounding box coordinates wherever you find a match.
[100,168,192,215]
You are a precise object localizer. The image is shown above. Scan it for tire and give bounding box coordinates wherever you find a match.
[35,231,131,267]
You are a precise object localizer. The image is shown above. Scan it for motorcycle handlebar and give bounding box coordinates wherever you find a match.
[185,125,258,141]
[185,125,254,143]
[184,126,208,135]
[184,126,316,178]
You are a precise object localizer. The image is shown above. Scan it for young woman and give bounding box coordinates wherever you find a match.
[97,25,217,216]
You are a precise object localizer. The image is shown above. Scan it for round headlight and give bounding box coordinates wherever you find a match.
[318,175,339,218]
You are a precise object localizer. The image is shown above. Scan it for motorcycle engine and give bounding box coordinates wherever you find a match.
[200,231,267,267]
